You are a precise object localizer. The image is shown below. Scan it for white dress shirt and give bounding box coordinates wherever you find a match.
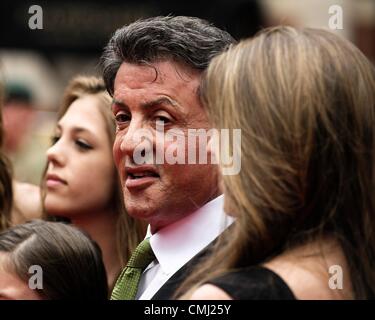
[136,194,233,299]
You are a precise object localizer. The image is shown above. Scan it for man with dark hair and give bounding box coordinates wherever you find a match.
[101,16,235,300]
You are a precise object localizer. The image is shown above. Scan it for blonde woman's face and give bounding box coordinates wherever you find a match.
[44,95,115,217]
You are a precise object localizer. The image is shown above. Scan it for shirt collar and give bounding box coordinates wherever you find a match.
[146,195,233,275]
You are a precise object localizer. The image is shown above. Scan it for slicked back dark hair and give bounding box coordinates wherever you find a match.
[101,16,236,96]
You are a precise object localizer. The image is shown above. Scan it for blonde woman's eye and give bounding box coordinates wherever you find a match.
[76,139,92,151]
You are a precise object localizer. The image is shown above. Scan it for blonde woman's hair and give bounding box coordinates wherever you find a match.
[178,27,375,299]
[41,76,145,266]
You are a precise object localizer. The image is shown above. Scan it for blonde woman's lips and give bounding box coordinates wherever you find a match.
[46,173,67,188]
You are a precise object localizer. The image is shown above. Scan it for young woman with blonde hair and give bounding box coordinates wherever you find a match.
[180,27,375,300]
[42,76,145,290]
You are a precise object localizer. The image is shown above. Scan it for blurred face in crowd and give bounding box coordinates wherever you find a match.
[44,95,115,217]
[112,60,220,233]
[0,253,41,300]
[2,101,35,153]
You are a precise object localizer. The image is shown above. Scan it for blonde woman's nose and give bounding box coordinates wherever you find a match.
[46,140,66,165]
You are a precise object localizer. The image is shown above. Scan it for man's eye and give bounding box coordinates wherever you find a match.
[75,139,92,151]
[51,135,60,145]
[155,116,171,124]
[115,113,131,123]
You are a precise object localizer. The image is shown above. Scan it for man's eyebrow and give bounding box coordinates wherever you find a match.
[141,97,181,110]
[111,97,181,111]
[112,99,129,109]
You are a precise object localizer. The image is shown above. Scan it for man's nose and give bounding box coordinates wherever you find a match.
[119,119,154,161]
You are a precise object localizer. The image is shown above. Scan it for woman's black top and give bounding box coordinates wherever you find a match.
[206,266,296,300]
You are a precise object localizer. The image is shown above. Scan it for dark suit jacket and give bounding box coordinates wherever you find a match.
[151,240,215,300]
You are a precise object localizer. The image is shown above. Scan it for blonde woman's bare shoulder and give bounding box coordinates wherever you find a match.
[189,284,233,300]
[12,180,42,224]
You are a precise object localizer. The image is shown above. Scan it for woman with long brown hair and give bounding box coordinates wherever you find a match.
[180,27,375,299]
[42,76,145,290]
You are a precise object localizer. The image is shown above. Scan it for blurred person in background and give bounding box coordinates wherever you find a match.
[3,83,45,186]
[42,76,145,291]
[2,83,36,157]
[2,82,42,225]
[0,79,13,232]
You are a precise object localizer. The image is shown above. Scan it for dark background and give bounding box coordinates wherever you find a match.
[0,0,265,55]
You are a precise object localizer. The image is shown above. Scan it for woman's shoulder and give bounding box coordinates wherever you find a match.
[190,283,233,300]
[197,266,296,300]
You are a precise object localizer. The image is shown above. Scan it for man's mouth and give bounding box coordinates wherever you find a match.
[128,171,159,179]
[125,167,160,189]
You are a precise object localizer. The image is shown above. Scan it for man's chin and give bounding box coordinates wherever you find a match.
[125,204,155,221]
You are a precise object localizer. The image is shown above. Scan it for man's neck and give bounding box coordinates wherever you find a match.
[149,193,223,234]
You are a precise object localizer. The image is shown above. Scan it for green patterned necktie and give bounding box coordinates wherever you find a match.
[110,238,155,300]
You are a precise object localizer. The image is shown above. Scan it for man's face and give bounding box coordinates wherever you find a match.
[112,60,220,232]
